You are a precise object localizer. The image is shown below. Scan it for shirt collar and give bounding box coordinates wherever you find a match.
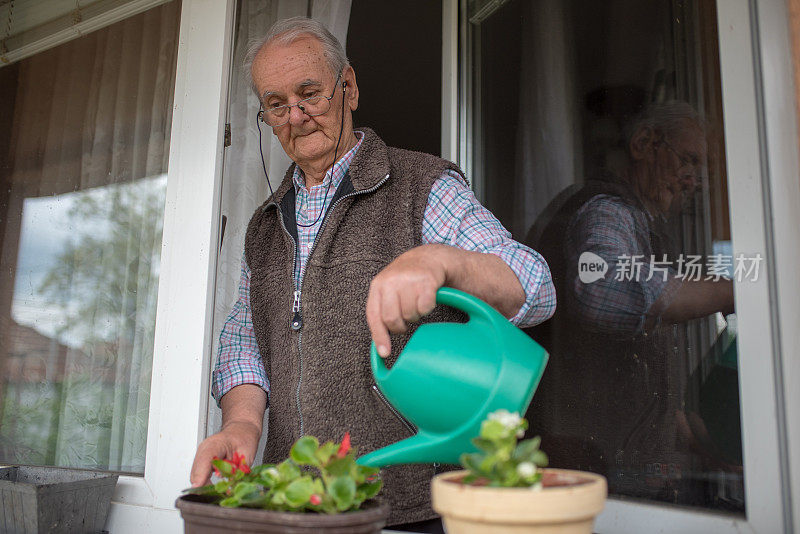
[292,131,364,192]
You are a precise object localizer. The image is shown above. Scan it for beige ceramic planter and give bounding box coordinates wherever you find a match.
[431,468,607,534]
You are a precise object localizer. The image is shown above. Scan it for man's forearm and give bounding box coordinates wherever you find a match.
[435,244,526,319]
[660,279,734,325]
[220,383,268,438]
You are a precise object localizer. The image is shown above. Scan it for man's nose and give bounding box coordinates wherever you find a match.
[288,103,308,125]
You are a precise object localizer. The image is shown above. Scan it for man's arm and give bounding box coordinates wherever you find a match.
[658,279,734,325]
[367,171,555,357]
[191,256,269,486]
[367,244,525,357]
[190,384,266,486]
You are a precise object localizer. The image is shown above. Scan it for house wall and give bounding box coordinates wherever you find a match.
[791,0,800,164]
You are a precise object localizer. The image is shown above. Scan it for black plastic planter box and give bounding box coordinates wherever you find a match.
[0,466,118,534]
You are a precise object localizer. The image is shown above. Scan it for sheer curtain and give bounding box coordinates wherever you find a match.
[0,1,180,473]
[208,0,352,451]
[512,0,582,240]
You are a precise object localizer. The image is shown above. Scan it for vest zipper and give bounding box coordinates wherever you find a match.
[291,290,302,330]
[267,199,304,435]
[266,173,391,440]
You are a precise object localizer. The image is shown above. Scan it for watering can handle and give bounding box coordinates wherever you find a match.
[370,287,495,380]
[434,287,496,321]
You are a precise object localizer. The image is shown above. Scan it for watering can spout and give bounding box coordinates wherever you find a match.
[358,433,463,468]
[370,342,390,382]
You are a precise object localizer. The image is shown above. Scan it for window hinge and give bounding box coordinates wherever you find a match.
[224,123,231,148]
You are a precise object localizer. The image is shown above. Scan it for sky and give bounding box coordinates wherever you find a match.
[10,175,166,348]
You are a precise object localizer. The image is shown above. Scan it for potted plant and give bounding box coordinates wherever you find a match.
[431,410,607,534]
[0,465,118,533]
[176,432,388,533]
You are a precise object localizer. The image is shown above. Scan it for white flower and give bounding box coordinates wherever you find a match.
[266,467,280,478]
[517,461,537,478]
[488,409,523,430]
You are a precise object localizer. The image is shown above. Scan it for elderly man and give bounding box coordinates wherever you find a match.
[190,17,555,529]
[528,101,735,503]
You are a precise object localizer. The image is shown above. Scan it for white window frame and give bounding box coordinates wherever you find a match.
[103,0,236,531]
[443,0,800,531]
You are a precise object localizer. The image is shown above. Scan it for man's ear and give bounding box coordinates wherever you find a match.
[343,65,359,111]
[630,125,656,161]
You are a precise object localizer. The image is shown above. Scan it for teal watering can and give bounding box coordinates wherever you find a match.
[358,287,548,467]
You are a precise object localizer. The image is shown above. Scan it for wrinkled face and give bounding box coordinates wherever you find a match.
[654,121,707,214]
[251,36,352,170]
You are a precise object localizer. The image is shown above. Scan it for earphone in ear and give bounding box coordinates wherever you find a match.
[343,80,347,91]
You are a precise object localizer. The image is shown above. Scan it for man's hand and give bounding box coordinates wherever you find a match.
[366,244,525,357]
[366,245,447,357]
[189,384,267,487]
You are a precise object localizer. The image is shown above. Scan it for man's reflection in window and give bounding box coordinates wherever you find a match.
[528,101,737,505]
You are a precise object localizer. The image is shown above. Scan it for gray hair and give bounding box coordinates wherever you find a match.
[625,100,705,148]
[242,16,350,100]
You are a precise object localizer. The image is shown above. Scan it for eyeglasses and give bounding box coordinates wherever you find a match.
[660,137,703,170]
[259,73,342,127]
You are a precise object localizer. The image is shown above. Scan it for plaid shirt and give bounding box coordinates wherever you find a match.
[564,194,682,334]
[212,132,556,403]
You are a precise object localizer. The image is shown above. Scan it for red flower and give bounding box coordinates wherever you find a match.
[337,432,351,458]
[309,494,322,506]
[231,452,251,474]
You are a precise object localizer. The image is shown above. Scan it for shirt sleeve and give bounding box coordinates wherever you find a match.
[422,169,556,327]
[564,195,682,334]
[211,254,270,406]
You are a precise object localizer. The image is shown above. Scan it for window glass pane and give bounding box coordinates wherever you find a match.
[468,0,744,513]
[0,1,180,474]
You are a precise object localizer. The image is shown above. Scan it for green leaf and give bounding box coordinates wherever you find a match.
[285,477,314,507]
[316,442,339,465]
[360,480,382,499]
[290,436,320,465]
[212,458,233,477]
[219,496,241,507]
[329,476,356,511]
[481,419,507,441]
[325,456,353,477]
[354,464,379,485]
[259,466,281,487]
[277,459,301,480]
[270,491,286,506]
[182,484,217,495]
[513,437,541,461]
[460,453,484,474]
[214,480,230,494]
[233,481,260,499]
[471,437,496,453]
[532,450,549,467]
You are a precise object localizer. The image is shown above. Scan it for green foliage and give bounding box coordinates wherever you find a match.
[183,433,382,514]
[459,410,548,488]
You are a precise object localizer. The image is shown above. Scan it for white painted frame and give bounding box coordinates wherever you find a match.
[104,0,236,531]
[442,0,799,531]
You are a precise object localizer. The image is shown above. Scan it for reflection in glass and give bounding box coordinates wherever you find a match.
[0,2,180,473]
[468,0,744,513]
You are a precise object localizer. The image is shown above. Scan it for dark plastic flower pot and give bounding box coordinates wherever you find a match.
[0,466,119,534]
[175,494,390,534]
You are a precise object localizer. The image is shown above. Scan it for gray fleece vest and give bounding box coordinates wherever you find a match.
[244,128,465,525]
